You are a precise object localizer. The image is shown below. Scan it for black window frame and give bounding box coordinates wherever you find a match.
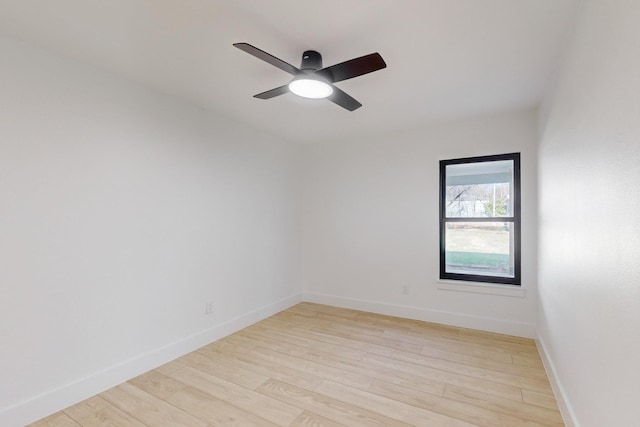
[439,153,521,286]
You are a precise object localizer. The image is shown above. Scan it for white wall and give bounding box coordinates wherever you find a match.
[299,110,539,337]
[0,37,300,426]
[537,1,640,426]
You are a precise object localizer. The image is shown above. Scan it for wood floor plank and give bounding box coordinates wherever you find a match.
[196,344,324,390]
[363,352,525,401]
[164,386,279,426]
[285,327,405,358]
[367,379,545,427]
[256,378,412,427]
[388,348,553,390]
[242,324,368,360]
[302,348,446,397]
[417,342,544,377]
[315,380,475,426]
[276,307,385,334]
[153,359,187,376]
[522,389,562,410]
[290,410,349,427]
[512,351,546,369]
[456,328,537,350]
[443,384,564,426]
[178,351,270,389]
[380,327,519,365]
[355,311,458,335]
[167,365,303,425]
[62,396,110,423]
[127,369,187,400]
[420,335,516,363]
[74,402,146,427]
[310,324,422,353]
[239,327,321,357]
[29,412,81,427]
[314,325,423,353]
[248,346,375,390]
[373,320,527,359]
[223,329,311,356]
[254,315,298,331]
[294,302,361,319]
[100,382,208,426]
[29,303,564,427]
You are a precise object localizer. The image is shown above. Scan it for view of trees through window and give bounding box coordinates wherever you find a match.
[446,182,511,218]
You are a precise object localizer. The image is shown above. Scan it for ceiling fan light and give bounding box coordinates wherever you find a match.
[288,78,333,99]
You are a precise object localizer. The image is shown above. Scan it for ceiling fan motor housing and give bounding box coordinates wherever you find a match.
[301,50,323,71]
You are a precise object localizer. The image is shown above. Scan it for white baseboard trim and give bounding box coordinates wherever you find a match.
[0,293,302,427]
[302,292,537,338]
[536,335,579,427]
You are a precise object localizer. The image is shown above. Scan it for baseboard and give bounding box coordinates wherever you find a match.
[0,293,302,427]
[536,335,579,427]
[302,291,537,338]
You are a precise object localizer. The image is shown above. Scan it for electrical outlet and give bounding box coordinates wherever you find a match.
[402,285,410,295]
[205,301,214,315]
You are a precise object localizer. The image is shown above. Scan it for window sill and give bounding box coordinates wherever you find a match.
[437,280,525,298]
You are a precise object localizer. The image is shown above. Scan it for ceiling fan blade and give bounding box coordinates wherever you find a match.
[328,86,362,111]
[315,53,386,83]
[233,42,300,76]
[254,85,290,99]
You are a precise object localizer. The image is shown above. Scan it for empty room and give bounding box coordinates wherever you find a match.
[1,1,638,426]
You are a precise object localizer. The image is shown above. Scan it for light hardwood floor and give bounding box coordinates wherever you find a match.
[29,303,563,426]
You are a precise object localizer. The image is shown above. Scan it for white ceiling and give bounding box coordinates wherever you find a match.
[0,0,580,143]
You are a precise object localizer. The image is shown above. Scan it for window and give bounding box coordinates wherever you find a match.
[439,153,521,285]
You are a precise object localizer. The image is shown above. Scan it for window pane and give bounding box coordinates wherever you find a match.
[445,160,513,218]
[445,222,514,278]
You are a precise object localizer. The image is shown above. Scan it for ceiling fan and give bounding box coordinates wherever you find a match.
[233,42,386,111]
